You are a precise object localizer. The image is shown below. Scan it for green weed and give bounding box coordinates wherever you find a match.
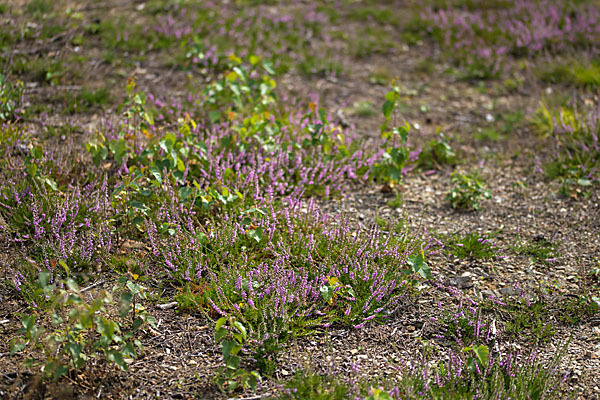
[371,83,411,185]
[392,343,569,400]
[10,271,155,380]
[417,131,456,169]
[0,73,24,122]
[530,100,599,188]
[214,316,260,393]
[447,171,491,211]
[504,300,556,343]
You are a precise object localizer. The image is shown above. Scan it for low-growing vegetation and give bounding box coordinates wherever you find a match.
[0,0,598,398]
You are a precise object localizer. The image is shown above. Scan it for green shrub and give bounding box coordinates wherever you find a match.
[447,171,491,211]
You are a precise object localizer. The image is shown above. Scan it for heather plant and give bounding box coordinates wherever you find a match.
[388,344,569,400]
[419,0,600,78]
[0,1,592,397]
[487,285,598,342]
[144,192,426,375]
[0,150,116,295]
[209,204,423,326]
[446,171,491,210]
[88,67,369,215]
[503,300,556,342]
[10,271,155,380]
[280,344,569,400]
[511,234,558,265]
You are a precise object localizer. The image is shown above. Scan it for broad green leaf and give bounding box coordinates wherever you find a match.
[31,145,44,159]
[473,344,489,368]
[44,177,58,191]
[38,271,51,289]
[107,349,128,370]
[385,90,399,103]
[122,342,136,358]
[215,328,227,342]
[53,364,69,379]
[263,61,275,75]
[382,100,394,120]
[222,339,236,359]
[10,341,26,355]
[233,321,247,339]
[179,186,194,202]
[149,166,162,183]
[144,111,154,126]
[118,291,133,318]
[248,227,263,243]
[64,342,82,362]
[130,200,149,212]
[132,216,145,228]
[226,354,241,369]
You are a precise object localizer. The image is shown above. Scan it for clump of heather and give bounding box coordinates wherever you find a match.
[88,59,373,218]
[387,344,569,400]
[1,175,116,293]
[420,0,600,76]
[280,344,569,400]
[0,129,118,294]
[151,2,334,74]
[147,191,425,366]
